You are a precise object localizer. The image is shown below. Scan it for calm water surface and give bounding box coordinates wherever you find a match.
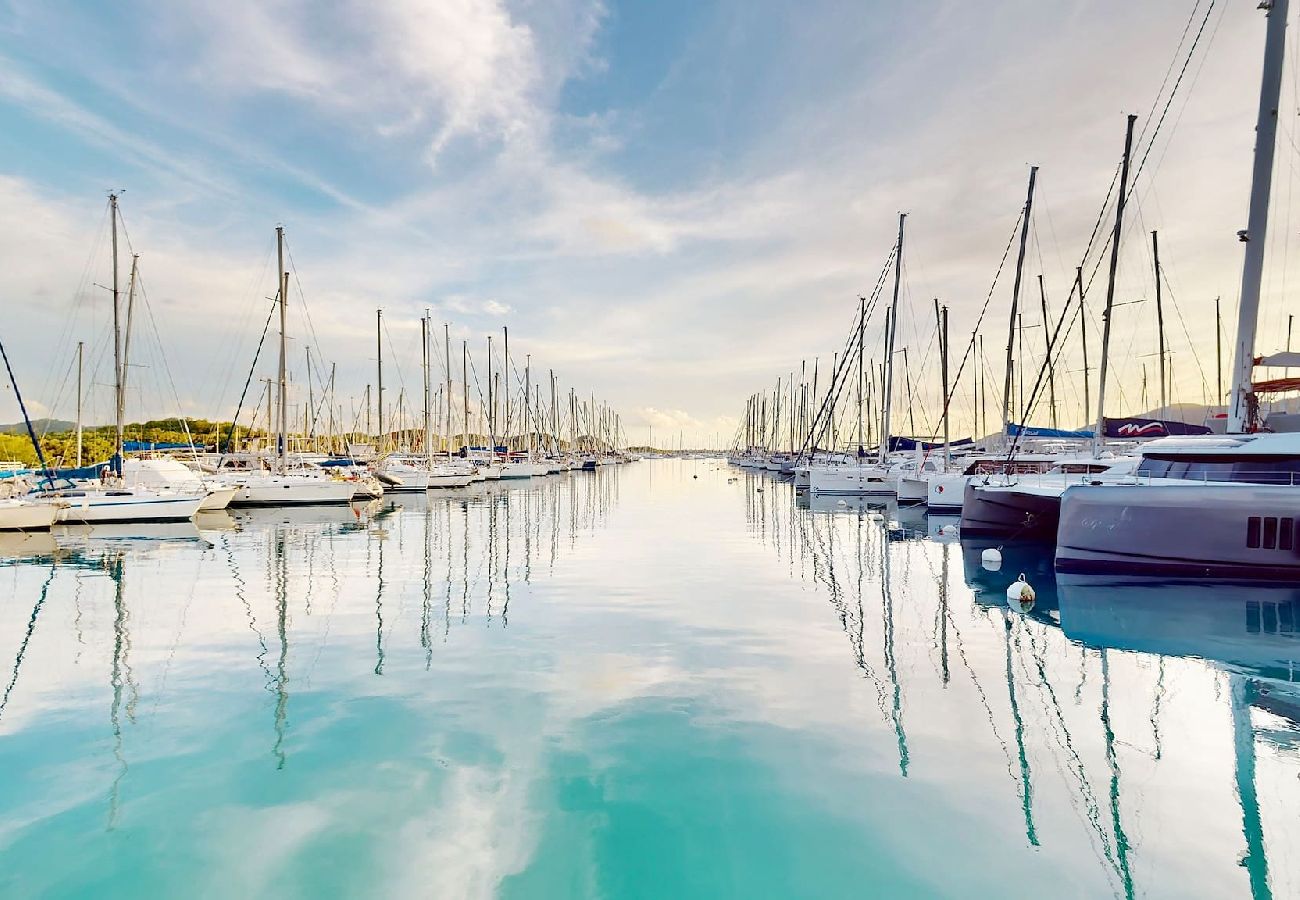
[0,459,1296,898]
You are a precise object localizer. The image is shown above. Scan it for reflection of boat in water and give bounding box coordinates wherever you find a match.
[805,493,889,515]
[194,510,238,533]
[52,520,205,547]
[231,502,375,532]
[0,530,60,558]
[1058,577,1300,684]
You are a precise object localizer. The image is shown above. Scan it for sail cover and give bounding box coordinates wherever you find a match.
[1008,423,1094,438]
[1103,417,1211,438]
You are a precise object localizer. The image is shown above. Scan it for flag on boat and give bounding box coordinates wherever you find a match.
[1102,417,1211,438]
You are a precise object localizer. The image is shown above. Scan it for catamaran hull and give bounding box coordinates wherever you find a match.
[1056,482,1300,580]
[896,476,928,506]
[926,473,969,513]
[960,482,1059,541]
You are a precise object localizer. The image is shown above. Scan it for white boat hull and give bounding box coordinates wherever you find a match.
[49,491,206,524]
[0,499,59,531]
[230,477,357,506]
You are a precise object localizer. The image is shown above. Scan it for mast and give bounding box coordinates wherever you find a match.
[1094,114,1138,455]
[1152,231,1167,417]
[462,340,469,455]
[503,327,510,452]
[938,300,950,467]
[422,314,432,464]
[444,323,452,454]
[110,193,124,470]
[121,255,139,429]
[1077,266,1090,423]
[1038,275,1058,429]
[1216,297,1223,403]
[1228,0,1289,433]
[879,213,905,464]
[1002,166,1038,444]
[376,309,384,451]
[857,296,865,453]
[487,336,495,448]
[276,225,288,472]
[75,341,84,468]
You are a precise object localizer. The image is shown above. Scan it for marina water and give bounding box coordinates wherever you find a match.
[1,459,1295,898]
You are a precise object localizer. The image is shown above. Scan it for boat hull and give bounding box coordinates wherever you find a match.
[0,500,59,531]
[1056,482,1300,580]
[960,481,1061,540]
[230,477,357,506]
[51,492,205,524]
[808,465,893,496]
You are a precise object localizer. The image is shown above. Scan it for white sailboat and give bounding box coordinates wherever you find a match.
[31,195,206,525]
[225,226,358,507]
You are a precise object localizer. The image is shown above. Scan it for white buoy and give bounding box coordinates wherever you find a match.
[981,547,1002,571]
[1007,572,1036,606]
[868,511,885,522]
[939,524,959,536]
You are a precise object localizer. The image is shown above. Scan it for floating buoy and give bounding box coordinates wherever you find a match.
[836,499,847,506]
[981,547,1002,571]
[939,524,959,536]
[868,511,885,522]
[1007,572,1036,606]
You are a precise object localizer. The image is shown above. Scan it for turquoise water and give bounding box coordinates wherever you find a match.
[0,459,1296,898]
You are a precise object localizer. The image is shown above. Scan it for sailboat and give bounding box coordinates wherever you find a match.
[809,217,905,497]
[222,226,357,507]
[30,195,206,525]
[1055,0,1300,580]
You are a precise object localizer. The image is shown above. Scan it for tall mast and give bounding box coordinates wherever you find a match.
[1038,275,1058,429]
[525,357,532,457]
[444,323,452,454]
[1228,0,1289,433]
[110,193,124,469]
[121,255,139,422]
[503,327,510,452]
[75,341,84,468]
[857,296,865,453]
[1094,114,1138,455]
[1077,266,1089,424]
[277,225,288,472]
[487,336,495,448]
[1216,297,1224,402]
[938,300,950,467]
[1002,166,1038,444]
[376,309,384,451]
[422,313,432,464]
[1152,231,1167,417]
[462,340,469,454]
[879,213,905,463]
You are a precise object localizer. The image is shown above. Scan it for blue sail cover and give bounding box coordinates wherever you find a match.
[123,440,197,451]
[1008,423,1094,438]
[887,436,975,452]
[1103,417,1211,438]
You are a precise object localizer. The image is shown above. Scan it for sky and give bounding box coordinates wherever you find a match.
[0,0,1292,447]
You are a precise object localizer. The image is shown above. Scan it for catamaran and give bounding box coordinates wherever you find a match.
[1055,0,1300,580]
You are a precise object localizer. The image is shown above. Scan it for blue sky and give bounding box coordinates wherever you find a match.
[0,0,1286,444]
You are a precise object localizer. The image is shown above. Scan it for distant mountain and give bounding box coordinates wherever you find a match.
[0,419,75,435]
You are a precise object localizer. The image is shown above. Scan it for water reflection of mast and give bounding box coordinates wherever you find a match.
[0,564,57,721]
[880,523,909,776]
[1231,676,1273,900]
[421,502,433,668]
[374,522,386,675]
[273,527,289,769]
[108,552,133,827]
[1099,650,1135,900]
[1001,610,1039,846]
